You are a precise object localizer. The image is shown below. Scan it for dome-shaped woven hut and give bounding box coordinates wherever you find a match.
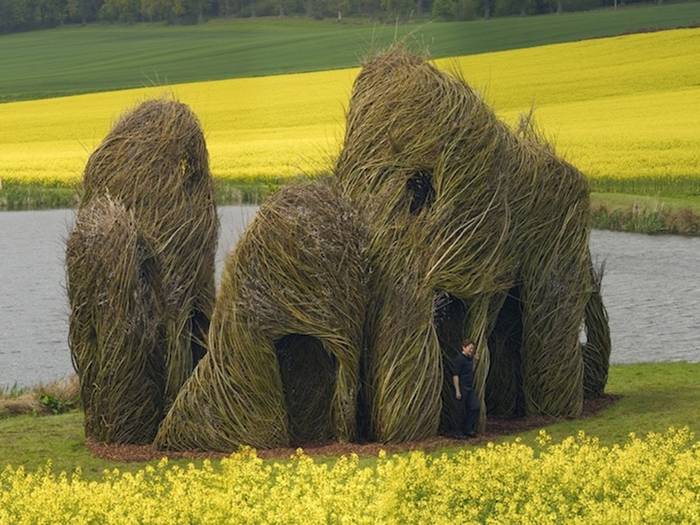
[66,99,218,443]
[155,179,369,451]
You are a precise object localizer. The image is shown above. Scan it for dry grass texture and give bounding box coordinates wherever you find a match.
[66,100,217,443]
[0,376,80,417]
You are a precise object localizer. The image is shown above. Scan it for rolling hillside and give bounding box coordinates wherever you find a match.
[1,28,698,203]
[1,3,700,102]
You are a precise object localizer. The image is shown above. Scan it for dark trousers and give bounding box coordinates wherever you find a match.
[458,389,480,435]
[464,407,479,435]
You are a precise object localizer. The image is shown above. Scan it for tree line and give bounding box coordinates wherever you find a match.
[0,0,663,34]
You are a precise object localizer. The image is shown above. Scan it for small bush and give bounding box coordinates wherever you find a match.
[0,376,80,418]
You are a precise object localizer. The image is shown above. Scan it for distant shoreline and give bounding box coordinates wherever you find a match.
[1,179,698,236]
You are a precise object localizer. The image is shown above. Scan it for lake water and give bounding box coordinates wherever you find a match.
[0,207,698,388]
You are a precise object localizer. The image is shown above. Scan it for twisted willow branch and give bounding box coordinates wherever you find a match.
[583,260,612,399]
[67,99,217,443]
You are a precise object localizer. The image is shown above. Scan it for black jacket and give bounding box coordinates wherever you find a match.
[451,352,474,388]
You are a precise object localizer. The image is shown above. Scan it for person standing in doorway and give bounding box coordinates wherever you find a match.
[452,339,480,438]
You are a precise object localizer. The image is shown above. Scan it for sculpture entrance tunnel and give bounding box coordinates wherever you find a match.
[275,334,338,445]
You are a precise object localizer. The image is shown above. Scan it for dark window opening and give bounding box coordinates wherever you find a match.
[485,285,525,418]
[190,308,209,369]
[274,334,337,446]
[406,169,435,214]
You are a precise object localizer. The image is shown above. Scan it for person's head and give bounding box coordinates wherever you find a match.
[461,339,476,357]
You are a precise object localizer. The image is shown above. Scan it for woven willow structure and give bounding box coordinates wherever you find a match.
[67,198,165,443]
[334,49,602,441]
[155,179,368,450]
[67,100,218,443]
[68,49,611,450]
[582,261,612,399]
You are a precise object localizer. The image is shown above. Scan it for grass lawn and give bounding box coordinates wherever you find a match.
[1,362,697,478]
[2,3,700,102]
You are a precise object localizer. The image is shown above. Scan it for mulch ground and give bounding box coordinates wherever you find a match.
[87,394,620,462]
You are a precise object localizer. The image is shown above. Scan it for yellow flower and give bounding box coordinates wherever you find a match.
[1,29,698,196]
[1,428,697,524]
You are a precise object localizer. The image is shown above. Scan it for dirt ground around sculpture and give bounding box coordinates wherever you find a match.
[87,394,619,462]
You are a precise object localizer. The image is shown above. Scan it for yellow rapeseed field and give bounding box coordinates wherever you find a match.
[0,28,699,190]
[0,428,698,524]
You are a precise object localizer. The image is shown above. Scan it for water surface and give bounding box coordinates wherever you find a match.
[0,208,697,387]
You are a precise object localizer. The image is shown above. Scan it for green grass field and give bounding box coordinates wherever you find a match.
[2,3,700,102]
[1,362,697,478]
